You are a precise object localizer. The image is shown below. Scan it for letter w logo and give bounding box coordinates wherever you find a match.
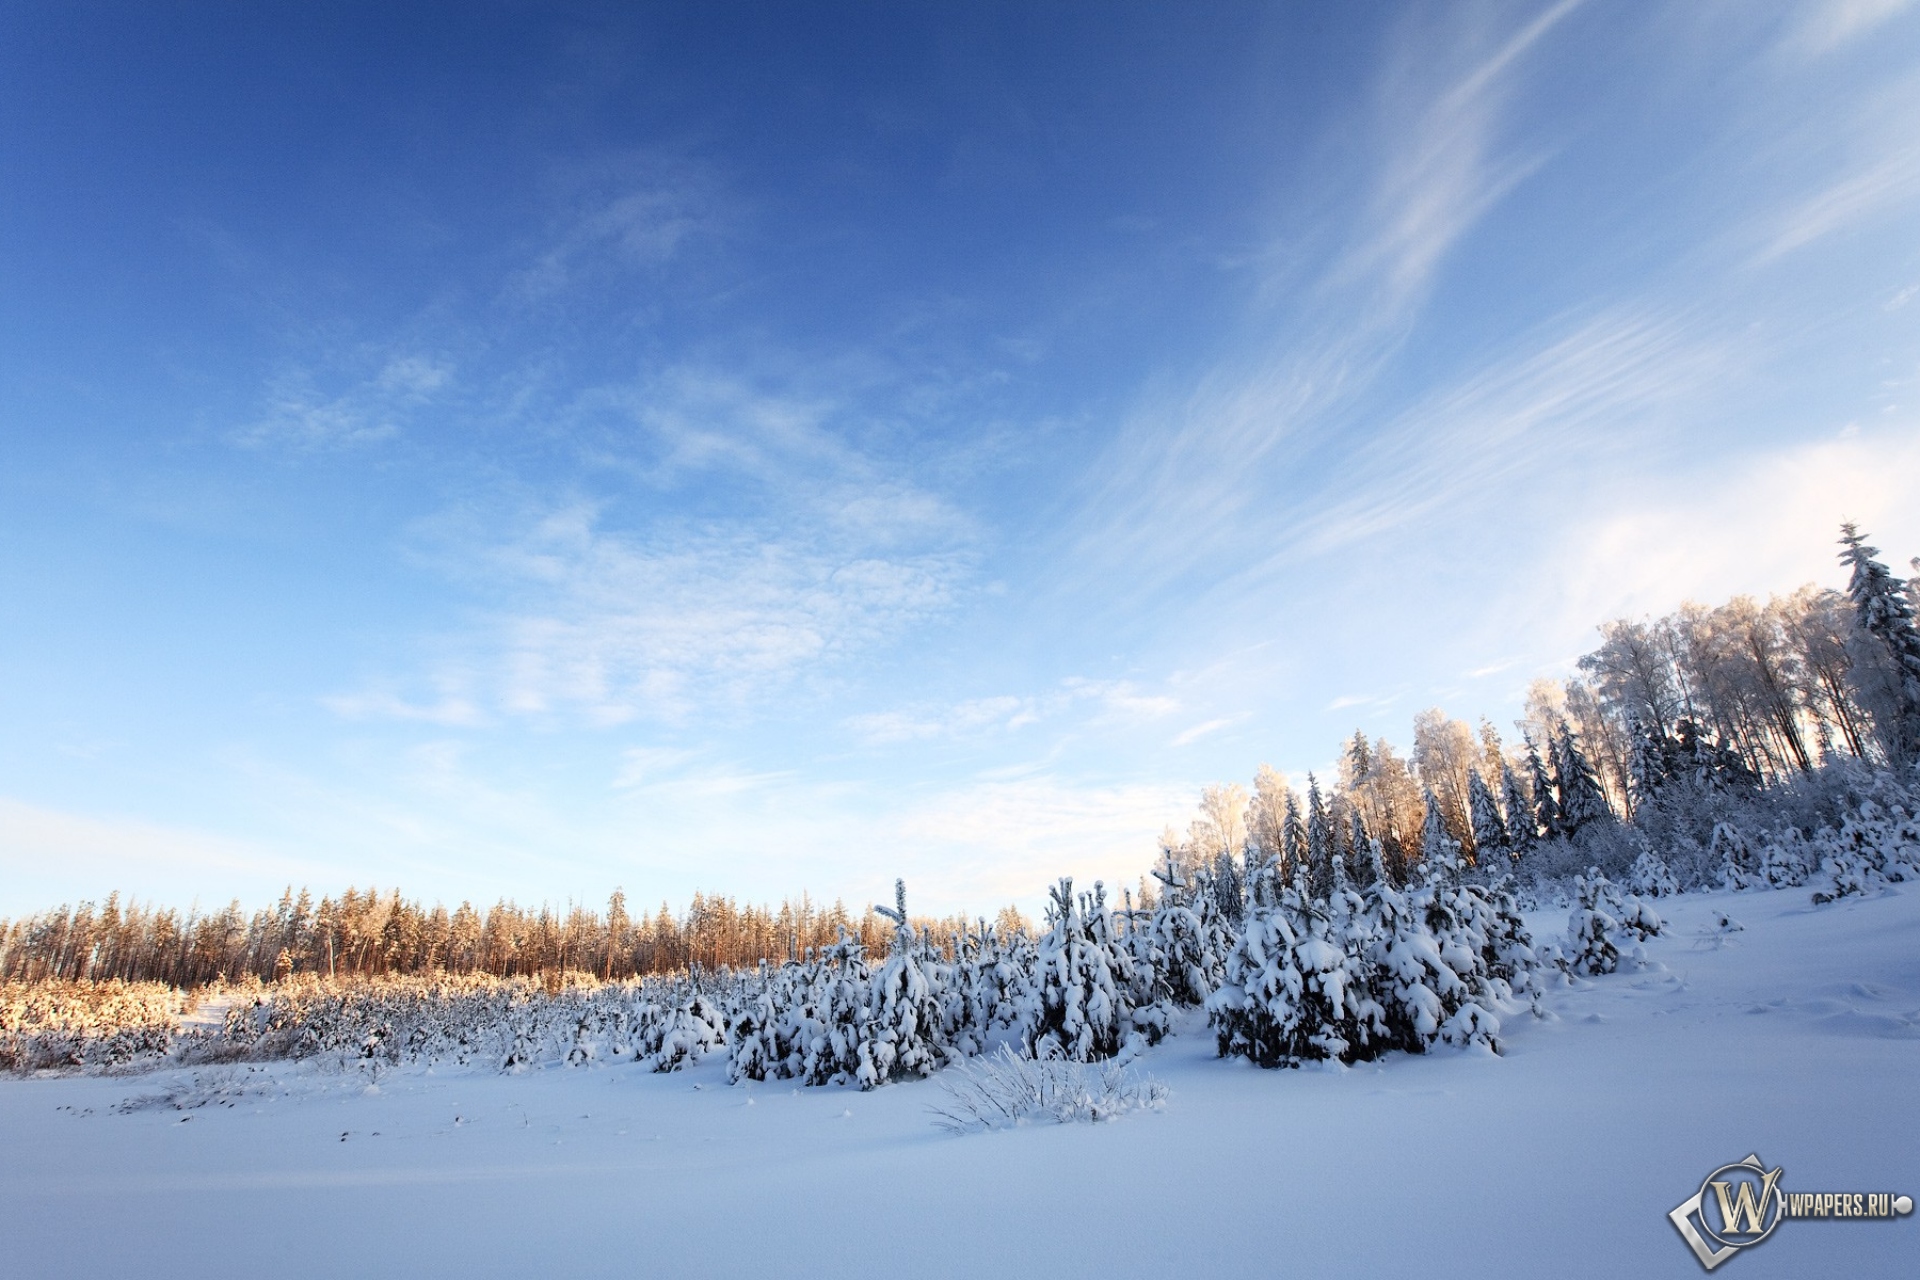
[1712,1168,1783,1235]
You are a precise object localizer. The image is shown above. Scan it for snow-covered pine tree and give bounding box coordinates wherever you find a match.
[1565,870,1622,976]
[1147,853,1225,1006]
[725,962,780,1083]
[1468,768,1508,870]
[1501,761,1537,851]
[1618,894,1664,942]
[1627,844,1679,897]
[649,989,726,1072]
[1556,725,1612,835]
[1711,822,1763,891]
[1841,523,1920,764]
[1024,878,1138,1062]
[1419,787,1460,879]
[1525,736,1561,842]
[802,928,871,1085]
[1347,809,1376,889]
[1362,838,1475,1054]
[1306,774,1335,901]
[1626,717,1670,807]
[1757,829,1812,889]
[859,880,945,1088]
[1206,862,1377,1067]
[1282,788,1307,884]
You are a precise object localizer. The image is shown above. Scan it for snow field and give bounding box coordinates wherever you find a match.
[1,884,1915,1279]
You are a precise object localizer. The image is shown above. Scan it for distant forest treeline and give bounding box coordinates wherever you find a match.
[0,886,1030,989]
[5,524,1919,989]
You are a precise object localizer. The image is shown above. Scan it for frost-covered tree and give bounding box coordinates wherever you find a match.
[1206,866,1378,1068]
[1145,855,1226,1006]
[1024,879,1145,1062]
[1711,823,1763,891]
[1468,769,1508,867]
[1565,871,1622,977]
[1306,773,1335,901]
[1841,523,1920,765]
[1555,725,1613,835]
[1281,788,1307,884]
[1525,736,1560,841]
[1500,761,1536,851]
[860,881,945,1088]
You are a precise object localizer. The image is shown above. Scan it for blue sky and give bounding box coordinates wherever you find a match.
[3,1,1919,918]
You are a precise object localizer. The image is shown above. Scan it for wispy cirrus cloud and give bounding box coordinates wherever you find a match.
[509,151,727,300]
[235,353,453,450]
[473,504,969,725]
[846,678,1178,746]
[1779,0,1915,57]
[1070,3,1582,598]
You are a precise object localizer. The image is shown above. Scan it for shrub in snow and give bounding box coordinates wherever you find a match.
[1757,829,1813,889]
[1618,895,1664,942]
[928,1044,1167,1134]
[1023,878,1157,1063]
[1713,823,1764,891]
[1,981,186,1074]
[858,881,946,1088]
[1565,870,1623,977]
[1626,847,1679,898]
[1138,855,1227,1007]
[645,990,726,1073]
[803,930,874,1085]
[1206,873,1373,1068]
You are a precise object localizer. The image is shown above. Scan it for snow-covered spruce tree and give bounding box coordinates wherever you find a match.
[1477,871,1542,1011]
[1411,832,1505,1049]
[1358,840,1441,1051]
[1617,893,1664,943]
[1841,523,1920,765]
[648,987,726,1072]
[1627,842,1680,897]
[725,963,780,1083]
[1526,736,1561,842]
[942,920,997,1058]
[1565,870,1622,977]
[1145,854,1225,1007]
[1555,725,1613,836]
[800,928,871,1085]
[1419,787,1459,879]
[1469,768,1510,870]
[1501,761,1537,853]
[1282,788,1308,884]
[1306,774,1336,901]
[1346,810,1377,890]
[1711,822,1764,891]
[1024,878,1148,1063]
[1206,864,1379,1068]
[858,880,945,1088]
[1758,828,1813,889]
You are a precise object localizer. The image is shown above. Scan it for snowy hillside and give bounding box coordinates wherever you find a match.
[2,884,1914,1280]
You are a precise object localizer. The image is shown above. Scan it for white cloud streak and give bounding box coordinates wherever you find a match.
[235,354,453,450]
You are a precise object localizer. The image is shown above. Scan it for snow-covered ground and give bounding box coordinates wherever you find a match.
[3,886,1915,1279]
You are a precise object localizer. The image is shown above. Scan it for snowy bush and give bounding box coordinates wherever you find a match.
[1713,823,1764,891]
[857,881,947,1088]
[1,981,187,1074]
[1023,879,1159,1063]
[1565,871,1622,977]
[928,1044,1166,1134]
[1626,848,1679,898]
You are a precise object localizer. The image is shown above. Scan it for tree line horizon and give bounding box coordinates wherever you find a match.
[5,522,1918,989]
